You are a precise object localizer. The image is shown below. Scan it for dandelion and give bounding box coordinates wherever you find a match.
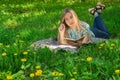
[72,72,77,75]
[70,78,76,80]
[111,43,115,47]
[35,65,41,69]
[100,43,105,47]
[14,53,18,56]
[6,45,10,47]
[29,73,35,77]
[59,73,64,76]
[0,43,3,46]
[115,70,120,74]
[2,52,7,56]
[35,70,42,76]
[6,75,12,80]
[19,40,24,43]
[52,71,58,76]
[21,58,27,62]
[23,51,28,55]
[87,57,92,62]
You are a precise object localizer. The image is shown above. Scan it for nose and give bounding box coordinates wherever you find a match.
[69,19,73,24]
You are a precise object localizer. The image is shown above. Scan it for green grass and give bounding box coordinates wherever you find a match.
[0,0,120,80]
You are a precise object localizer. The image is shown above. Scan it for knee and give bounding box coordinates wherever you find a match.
[105,33,110,39]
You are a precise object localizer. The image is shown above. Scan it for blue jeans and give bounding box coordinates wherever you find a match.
[91,15,110,39]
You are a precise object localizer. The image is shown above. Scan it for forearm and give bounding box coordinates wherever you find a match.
[58,33,67,45]
[81,34,90,44]
[66,40,80,47]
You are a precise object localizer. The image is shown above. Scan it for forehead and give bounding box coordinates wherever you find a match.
[64,12,72,18]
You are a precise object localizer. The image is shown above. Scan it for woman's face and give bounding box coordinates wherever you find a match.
[64,12,76,28]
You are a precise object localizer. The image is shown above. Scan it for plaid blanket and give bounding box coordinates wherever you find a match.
[30,38,106,53]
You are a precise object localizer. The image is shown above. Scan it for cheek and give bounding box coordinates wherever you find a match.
[65,20,70,25]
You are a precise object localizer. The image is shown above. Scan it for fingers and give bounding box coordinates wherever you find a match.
[60,24,64,31]
[59,24,65,31]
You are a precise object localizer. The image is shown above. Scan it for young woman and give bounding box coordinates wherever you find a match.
[58,2,110,47]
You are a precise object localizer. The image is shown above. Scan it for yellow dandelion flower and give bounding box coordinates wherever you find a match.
[115,70,120,74]
[6,75,12,80]
[23,51,28,55]
[2,52,7,56]
[35,70,42,76]
[100,43,105,47]
[52,71,58,76]
[0,43,3,46]
[72,72,77,75]
[29,73,35,77]
[111,43,115,47]
[14,53,18,56]
[59,73,64,76]
[21,58,27,62]
[6,45,10,48]
[70,78,76,80]
[87,57,92,62]
[35,65,41,69]
[19,40,24,43]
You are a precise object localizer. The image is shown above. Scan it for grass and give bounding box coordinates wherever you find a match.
[0,0,120,80]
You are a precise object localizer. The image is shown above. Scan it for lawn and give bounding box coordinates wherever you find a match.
[0,0,120,80]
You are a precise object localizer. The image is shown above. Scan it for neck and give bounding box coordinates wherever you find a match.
[70,26,77,30]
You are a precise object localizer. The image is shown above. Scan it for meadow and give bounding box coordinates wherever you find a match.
[0,0,120,80]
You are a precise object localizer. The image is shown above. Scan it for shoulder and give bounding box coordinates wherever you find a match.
[80,21,90,28]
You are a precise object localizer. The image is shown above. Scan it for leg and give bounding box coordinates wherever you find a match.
[92,15,110,39]
[93,15,110,34]
[88,4,110,39]
[91,28,110,39]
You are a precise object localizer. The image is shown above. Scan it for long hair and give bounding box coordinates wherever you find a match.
[62,8,86,35]
[58,8,86,44]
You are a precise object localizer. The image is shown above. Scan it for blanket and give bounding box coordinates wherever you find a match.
[30,37,106,53]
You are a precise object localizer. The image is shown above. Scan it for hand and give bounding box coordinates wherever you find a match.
[58,23,65,34]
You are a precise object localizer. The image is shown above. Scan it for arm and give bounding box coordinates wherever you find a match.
[58,33,67,45]
[58,23,67,45]
[81,34,90,44]
[66,40,80,47]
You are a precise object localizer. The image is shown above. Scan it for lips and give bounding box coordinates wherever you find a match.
[70,22,74,25]
[70,22,75,25]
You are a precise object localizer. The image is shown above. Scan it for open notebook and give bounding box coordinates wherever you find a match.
[65,36,85,42]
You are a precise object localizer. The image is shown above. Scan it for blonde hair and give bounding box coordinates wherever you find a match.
[58,8,86,44]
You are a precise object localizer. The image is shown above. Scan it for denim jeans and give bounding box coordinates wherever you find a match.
[91,15,110,39]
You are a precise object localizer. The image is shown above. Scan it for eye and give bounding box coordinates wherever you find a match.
[65,18,68,21]
[70,15,73,19]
